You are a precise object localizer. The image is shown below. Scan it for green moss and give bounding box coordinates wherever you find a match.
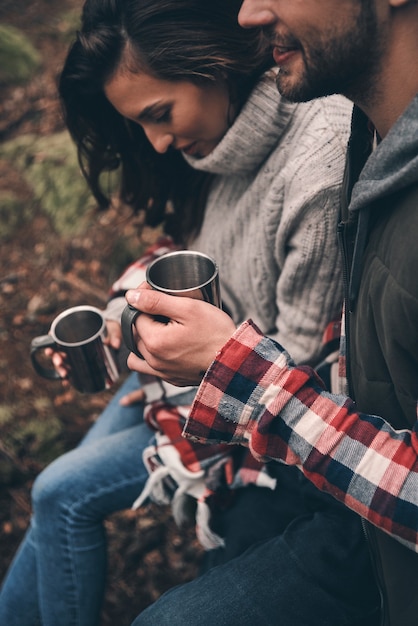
[0,132,95,236]
[0,132,122,236]
[55,10,82,45]
[0,192,29,241]
[0,24,41,85]
[0,404,14,426]
[3,412,64,466]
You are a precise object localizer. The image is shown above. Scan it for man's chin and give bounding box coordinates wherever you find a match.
[275,71,304,102]
[275,71,327,103]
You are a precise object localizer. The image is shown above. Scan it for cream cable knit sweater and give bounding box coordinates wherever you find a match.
[187,70,352,365]
[105,72,353,534]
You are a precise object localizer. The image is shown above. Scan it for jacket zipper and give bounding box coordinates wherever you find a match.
[337,220,353,397]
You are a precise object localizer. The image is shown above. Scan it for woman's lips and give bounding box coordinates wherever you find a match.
[181,141,199,156]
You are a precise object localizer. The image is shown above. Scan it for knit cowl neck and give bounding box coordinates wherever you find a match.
[182,70,295,176]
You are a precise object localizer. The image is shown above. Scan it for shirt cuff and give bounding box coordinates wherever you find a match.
[183,319,290,445]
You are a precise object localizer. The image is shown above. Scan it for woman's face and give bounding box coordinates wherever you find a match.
[104,68,231,158]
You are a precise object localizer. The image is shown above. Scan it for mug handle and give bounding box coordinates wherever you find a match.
[121,305,144,359]
[30,335,62,380]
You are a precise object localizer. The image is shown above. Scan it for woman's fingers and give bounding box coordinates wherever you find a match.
[104,319,122,350]
[119,387,146,406]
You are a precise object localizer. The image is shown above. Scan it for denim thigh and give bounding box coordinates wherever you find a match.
[132,468,380,626]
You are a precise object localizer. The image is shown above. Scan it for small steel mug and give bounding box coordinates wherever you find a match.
[121,250,221,358]
[30,305,119,393]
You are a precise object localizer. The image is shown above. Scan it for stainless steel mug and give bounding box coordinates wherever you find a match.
[121,250,221,358]
[30,305,119,393]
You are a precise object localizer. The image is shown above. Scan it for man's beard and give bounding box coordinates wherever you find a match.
[270,3,383,104]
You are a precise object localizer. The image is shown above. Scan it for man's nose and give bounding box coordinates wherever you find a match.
[238,0,277,28]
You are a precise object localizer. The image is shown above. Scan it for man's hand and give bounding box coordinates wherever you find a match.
[125,285,236,386]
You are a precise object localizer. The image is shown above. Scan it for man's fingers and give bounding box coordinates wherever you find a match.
[126,287,194,321]
[127,351,159,376]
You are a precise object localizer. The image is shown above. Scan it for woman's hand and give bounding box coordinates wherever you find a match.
[104,320,145,404]
[45,347,70,382]
[103,319,122,350]
[125,285,237,386]
[46,319,127,386]
[119,386,146,406]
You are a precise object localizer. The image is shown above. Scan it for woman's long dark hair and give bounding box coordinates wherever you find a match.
[59,0,272,243]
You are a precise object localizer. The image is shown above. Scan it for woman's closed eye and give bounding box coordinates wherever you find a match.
[151,108,171,124]
[139,104,172,125]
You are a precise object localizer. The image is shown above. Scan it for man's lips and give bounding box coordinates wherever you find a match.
[272,45,298,66]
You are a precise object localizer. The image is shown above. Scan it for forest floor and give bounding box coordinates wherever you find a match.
[0,1,203,623]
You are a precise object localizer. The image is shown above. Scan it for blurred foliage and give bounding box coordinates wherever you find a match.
[0,7,203,622]
[14,413,64,464]
[0,192,29,241]
[0,404,14,426]
[0,132,121,237]
[0,400,64,482]
[0,24,41,85]
[54,9,81,45]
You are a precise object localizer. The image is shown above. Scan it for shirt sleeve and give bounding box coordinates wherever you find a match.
[183,319,418,552]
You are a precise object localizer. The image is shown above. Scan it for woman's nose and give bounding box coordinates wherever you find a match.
[144,127,174,153]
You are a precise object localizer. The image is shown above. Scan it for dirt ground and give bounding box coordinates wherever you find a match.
[0,1,203,623]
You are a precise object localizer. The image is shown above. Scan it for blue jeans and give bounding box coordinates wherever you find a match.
[0,372,153,626]
[132,467,381,626]
[1,374,380,626]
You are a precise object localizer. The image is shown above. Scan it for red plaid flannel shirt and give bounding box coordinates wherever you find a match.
[184,320,418,552]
